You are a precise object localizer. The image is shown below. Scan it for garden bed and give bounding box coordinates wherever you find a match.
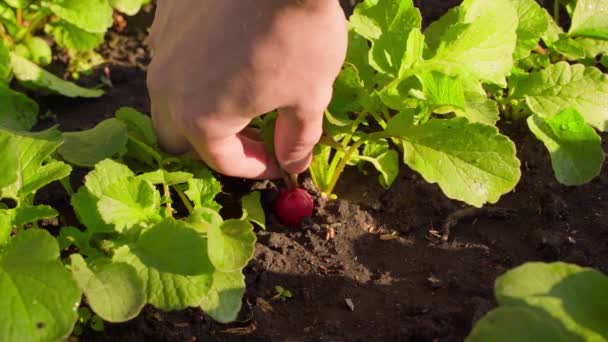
[25,1,608,341]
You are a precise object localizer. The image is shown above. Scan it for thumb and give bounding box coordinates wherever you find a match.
[274,105,324,174]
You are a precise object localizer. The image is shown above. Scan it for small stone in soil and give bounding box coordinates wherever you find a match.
[345,298,355,312]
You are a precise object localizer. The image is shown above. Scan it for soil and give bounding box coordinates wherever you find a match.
[30,1,608,341]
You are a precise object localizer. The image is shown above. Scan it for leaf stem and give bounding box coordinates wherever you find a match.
[163,183,173,218]
[553,0,560,23]
[16,10,49,42]
[174,185,193,215]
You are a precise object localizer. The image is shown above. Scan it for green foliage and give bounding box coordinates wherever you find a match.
[315,0,608,202]
[468,262,608,341]
[0,108,267,339]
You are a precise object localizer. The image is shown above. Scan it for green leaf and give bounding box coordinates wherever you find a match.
[0,128,72,203]
[115,107,158,146]
[46,20,105,52]
[467,307,575,341]
[134,219,214,276]
[137,170,192,186]
[569,0,608,39]
[495,262,608,340]
[70,255,145,322]
[207,219,256,272]
[0,84,39,131]
[24,37,52,66]
[97,177,161,231]
[110,0,144,16]
[58,118,128,167]
[357,139,399,189]
[200,270,246,323]
[527,109,604,186]
[113,245,214,310]
[10,53,104,98]
[0,129,19,188]
[416,71,466,113]
[512,0,549,61]
[0,230,81,342]
[510,62,608,131]
[45,0,113,33]
[84,159,134,198]
[350,0,422,77]
[185,207,223,233]
[240,191,266,230]
[575,37,608,58]
[551,35,587,60]
[0,39,10,81]
[424,0,518,87]
[185,174,222,212]
[71,188,115,233]
[386,115,521,207]
[3,0,32,8]
[12,205,57,226]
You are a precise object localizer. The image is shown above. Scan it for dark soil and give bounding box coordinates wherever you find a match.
[33,1,608,341]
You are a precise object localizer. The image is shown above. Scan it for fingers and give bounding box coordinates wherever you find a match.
[182,115,281,179]
[274,104,325,174]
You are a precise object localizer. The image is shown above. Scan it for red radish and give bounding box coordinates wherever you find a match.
[275,188,314,227]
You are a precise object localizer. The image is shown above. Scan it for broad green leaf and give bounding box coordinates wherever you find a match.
[0,205,57,244]
[345,30,377,90]
[10,53,104,98]
[424,0,518,87]
[0,85,39,131]
[185,175,222,212]
[113,245,213,310]
[3,0,32,8]
[240,191,266,230]
[416,71,466,113]
[207,220,256,272]
[84,159,134,198]
[12,205,57,226]
[0,131,19,188]
[200,270,246,323]
[350,0,422,77]
[357,139,399,189]
[463,89,500,125]
[553,35,587,60]
[467,307,575,341]
[45,0,113,33]
[512,0,549,60]
[115,107,158,146]
[495,262,608,340]
[72,188,115,233]
[97,177,161,231]
[70,255,145,322]
[0,39,10,81]
[0,230,81,342]
[576,37,608,58]
[134,219,213,276]
[510,62,608,131]
[328,63,366,120]
[569,0,608,39]
[386,115,521,207]
[0,128,72,203]
[185,207,223,233]
[24,37,52,66]
[58,119,128,167]
[46,20,105,52]
[310,144,333,193]
[137,170,192,186]
[528,109,604,186]
[110,0,144,16]
[0,210,11,244]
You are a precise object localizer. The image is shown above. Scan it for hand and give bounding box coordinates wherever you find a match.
[147,0,348,179]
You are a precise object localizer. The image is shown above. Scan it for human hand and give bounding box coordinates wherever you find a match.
[147,0,347,179]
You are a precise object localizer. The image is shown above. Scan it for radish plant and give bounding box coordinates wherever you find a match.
[313,0,608,205]
[0,0,149,131]
[0,108,266,341]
